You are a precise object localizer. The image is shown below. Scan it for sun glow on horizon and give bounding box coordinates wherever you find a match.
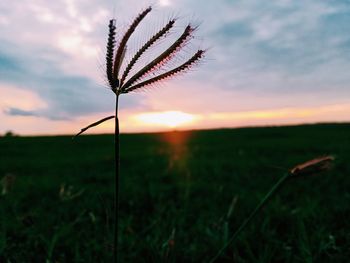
[134,111,198,128]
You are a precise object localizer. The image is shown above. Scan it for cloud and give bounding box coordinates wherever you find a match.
[5,108,39,117]
[177,1,350,94]
[5,107,70,120]
[0,40,144,121]
[0,1,187,123]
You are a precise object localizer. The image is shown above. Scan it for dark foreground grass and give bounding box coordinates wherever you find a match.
[0,123,349,262]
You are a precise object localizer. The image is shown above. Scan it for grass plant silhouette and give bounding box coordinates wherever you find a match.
[75,6,205,261]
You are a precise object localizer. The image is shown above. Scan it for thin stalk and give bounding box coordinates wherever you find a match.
[114,94,120,262]
[209,172,291,263]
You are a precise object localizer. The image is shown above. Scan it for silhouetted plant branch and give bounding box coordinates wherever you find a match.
[75,6,205,262]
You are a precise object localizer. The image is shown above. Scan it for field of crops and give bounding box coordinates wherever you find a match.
[0,123,349,262]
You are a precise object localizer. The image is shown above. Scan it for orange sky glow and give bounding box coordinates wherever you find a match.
[2,83,349,135]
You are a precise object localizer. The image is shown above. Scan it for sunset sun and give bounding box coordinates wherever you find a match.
[134,111,197,128]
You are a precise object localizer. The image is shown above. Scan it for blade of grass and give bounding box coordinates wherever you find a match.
[209,172,290,263]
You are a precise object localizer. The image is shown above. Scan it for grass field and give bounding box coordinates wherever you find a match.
[0,123,349,262]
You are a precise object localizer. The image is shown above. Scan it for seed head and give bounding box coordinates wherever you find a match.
[289,156,335,177]
[105,7,205,95]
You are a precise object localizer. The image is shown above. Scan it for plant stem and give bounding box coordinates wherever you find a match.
[209,172,291,263]
[114,94,120,262]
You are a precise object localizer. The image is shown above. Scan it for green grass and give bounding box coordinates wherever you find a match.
[0,123,349,262]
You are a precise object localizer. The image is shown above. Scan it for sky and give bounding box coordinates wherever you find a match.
[1,0,350,135]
